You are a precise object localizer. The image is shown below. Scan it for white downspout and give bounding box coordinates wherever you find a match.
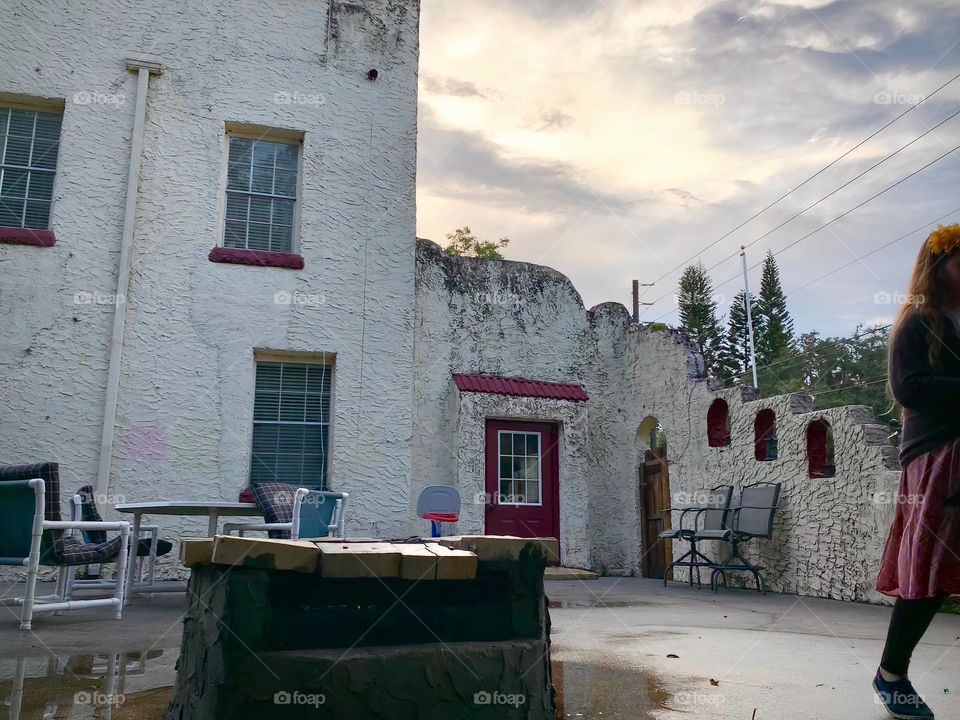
[95,57,163,503]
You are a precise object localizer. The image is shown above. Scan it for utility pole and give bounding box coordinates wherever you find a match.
[740,246,759,389]
[631,280,655,322]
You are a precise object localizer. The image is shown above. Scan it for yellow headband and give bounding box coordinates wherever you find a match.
[927,223,960,256]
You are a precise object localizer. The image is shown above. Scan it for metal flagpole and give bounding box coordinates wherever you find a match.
[741,246,759,389]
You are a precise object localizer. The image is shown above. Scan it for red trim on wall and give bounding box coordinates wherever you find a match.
[0,227,56,247]
[208,246,304,269]
[453,374,589,402]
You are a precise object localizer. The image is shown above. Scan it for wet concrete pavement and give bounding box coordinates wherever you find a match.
[2,577,959,719]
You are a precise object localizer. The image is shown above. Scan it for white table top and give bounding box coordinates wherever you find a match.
[114,501,261,516]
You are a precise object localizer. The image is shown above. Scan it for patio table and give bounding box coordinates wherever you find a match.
[114,501,261,603]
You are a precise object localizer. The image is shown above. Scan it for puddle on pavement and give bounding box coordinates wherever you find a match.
[0,649,175,719]
[2,650,667,719]
[552,660,671,719]
[548,600,643,609]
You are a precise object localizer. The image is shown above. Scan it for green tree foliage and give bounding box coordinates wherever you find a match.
[677,263,723,377]
[716,289,759,385]
[756,251,795,365]
[443,226,510,260]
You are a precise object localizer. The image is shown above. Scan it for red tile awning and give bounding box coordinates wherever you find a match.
[452,374,589,402]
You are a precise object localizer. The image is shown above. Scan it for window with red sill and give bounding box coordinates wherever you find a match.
[754,408,778,461]
[209,132,304,269]
[807,418,836,478]
[0,105,63,247]
[707,398,731,448]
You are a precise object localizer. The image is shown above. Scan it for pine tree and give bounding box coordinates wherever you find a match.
[717,289,759,384]
[756,251,794,365]
[677,263,723,377]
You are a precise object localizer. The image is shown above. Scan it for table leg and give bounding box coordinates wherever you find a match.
[125,512,142,605]
[207,511,219,537]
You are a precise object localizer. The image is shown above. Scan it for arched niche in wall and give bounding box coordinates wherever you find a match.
[807,418,836,478]
[707,399,731,448]
[754,408,778,461]
[636,416,670,580]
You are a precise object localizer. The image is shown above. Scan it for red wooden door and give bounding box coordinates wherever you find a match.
[484,420,560,545]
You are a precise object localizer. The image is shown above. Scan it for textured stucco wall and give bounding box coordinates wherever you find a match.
[0,0,421,566]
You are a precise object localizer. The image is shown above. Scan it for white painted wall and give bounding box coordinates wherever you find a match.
[0,0,421,561]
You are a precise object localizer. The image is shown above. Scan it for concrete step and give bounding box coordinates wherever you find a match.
[544,567,599,581]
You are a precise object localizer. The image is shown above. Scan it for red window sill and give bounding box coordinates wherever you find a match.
[208,246,304,270]
[0,227,56,247]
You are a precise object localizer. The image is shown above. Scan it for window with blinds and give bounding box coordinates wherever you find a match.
[0,106,62,229]
[224,135,299,253]
[251,361,331,488]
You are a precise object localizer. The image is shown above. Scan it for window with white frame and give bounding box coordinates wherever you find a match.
[498,431,542,505]
[0,106,62,229]
[224,135,299,253]
[251,361,331,488]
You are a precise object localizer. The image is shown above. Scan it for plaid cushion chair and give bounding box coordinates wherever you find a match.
[0,463,130,629]
[225,483,348,540]
[74,485,173,558]
[251,482,300,539]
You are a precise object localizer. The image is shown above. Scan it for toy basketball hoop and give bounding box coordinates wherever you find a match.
[417,486,462,538]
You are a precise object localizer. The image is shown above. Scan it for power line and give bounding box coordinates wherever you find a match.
[651,141,960,322]
[807,376,889,398]
[642,116,960,315]
[638,70,960,300]
[754,324,891,374]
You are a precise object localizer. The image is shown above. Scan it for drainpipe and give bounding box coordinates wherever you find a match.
[95,57,163,503]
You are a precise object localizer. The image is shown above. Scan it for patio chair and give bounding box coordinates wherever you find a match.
[0,463,130,630]
[223,482,348,539]
[416,485,461,537]
[64,485,173,598]
[659,484,733,588]
[709,481,781,594]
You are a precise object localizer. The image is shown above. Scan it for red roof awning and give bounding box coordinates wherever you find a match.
[452,374,589,402]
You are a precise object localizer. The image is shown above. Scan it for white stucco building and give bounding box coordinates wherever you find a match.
[0,0,901,601]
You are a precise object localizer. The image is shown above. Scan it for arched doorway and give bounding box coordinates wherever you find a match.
[637,416,671,579]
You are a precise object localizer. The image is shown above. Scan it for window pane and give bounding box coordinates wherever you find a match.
[253,392,280,421]
[272,198,294,226]
[256,363,282,392]
[499,457,511,479]
[0,108,8,138]
[229,137,252,164]
[30,138,59,170]
[279,394,306,422]
[306,365,331,395]
[28,172,54,200]
[7,110,33,137]
[1,169,28,198]
[274,169,297,197]
[525,457,540,480]
[246,223,270,251]
[3,134,32,166]
[225,193,248,221]
[526,481,540,504]
[33,112,62,140]
[23,200,50,229]
[513,434,525,455]
[304,395,326,423]
[275,143,298,170]
[227,161,251,192]
[253,141,275,167]
[270,224,292,253]
[224,221,246,249]
[499,433,511,455]
[248,196,271,224]
[527,434,539,454]
[512,457,525,479]
[499,478,512,499]
[0,197,24,226]
[251,164,274,194]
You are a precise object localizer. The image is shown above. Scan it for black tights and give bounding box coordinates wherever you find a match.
[880,596,943,677]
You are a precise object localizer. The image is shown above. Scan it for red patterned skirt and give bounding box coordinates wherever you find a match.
[877,437,960,599]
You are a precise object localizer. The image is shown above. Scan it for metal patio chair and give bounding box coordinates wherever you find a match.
[224,484,348,539]
[0,463,130,630]
[709,481,781,594]
[659,484,733,588]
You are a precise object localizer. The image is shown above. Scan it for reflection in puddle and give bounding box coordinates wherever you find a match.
[552,661,671,719]
[548,600,642,609]
[1,650,175,719]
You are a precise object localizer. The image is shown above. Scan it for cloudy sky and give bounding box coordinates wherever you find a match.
[415,0,960,338]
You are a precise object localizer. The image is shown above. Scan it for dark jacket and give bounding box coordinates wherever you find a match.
[890,309,960,466]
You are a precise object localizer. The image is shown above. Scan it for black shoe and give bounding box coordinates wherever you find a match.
[873,669,935,719]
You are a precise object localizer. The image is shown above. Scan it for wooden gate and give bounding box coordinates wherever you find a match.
[640,447,672,579]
